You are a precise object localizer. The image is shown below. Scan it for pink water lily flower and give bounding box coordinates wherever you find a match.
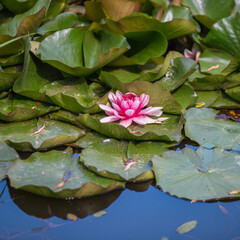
[98,90,168,128]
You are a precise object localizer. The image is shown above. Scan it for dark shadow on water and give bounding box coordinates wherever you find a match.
[8,181,123,220]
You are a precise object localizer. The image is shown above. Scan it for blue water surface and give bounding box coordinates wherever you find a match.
[0,179,240,240]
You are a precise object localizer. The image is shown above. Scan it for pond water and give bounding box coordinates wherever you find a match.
[1,178,240,240]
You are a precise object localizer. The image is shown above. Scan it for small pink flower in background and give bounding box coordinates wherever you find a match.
[99,90,168,128]
[184,43,201,63]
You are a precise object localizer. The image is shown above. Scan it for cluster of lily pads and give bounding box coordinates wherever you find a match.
[0,0,240,202]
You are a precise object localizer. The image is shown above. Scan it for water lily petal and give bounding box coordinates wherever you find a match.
[154,117,169,123]
[119,119,132,128]
[139,107,163,116]
[99,104,116,116]
[116,90,124,104]
[121,100,129,111]
[131,100,140,110]
[112,102,122,113]
[108,92,117,104]
[124,92,138,99]
[125,109,135,117]
[100,116,120,123]
[132,115,155,125]
[139,94,150,109]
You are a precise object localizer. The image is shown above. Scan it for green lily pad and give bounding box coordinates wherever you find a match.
[109,31,167,66]
[0,95,59,122]
[48,110,85,128]
[0,142,19,182]
[161,5,200,31]
[99,57,165,87]
[185,108,240,149]
[198,49,235,75]
[0,118,84,151]
[188,70,226,90]
[37,12,78,34]
[77,113,183,141]
[1,0,38,14]
[0,51,24,67]
[172,85,197,109]
[225,86,240,102]
[40,78,108,114]
[46,0,68,20]
[155,57,197,92]
[182,0,234,28]
[211,91,240,109]
[80,139,168,181]
[195,90,221,108]
[107,13,198,40]
[37,28,130,76]
[0,0,51,56]
[8,147,124,198]
[13,39,62,103]
[152,147,240,201]
[67,132,107,149]
[0,68,21,92]
[121,81,183,114]
[205,12,240,56]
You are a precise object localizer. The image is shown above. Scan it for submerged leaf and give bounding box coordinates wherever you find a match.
[177,220,197,234]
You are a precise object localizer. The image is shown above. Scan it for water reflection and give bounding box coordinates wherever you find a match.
[8,182,123,220]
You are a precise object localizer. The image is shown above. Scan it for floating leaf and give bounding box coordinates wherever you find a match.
[67,132,107,149]
[0,142,19,182]
[211,91,240,109]
[8,147,124,198]
[13,39,62,103]
[107,13,198,40]
[155,57,197,92]
[0,95,59,122]
[77,113,183,141]
[152,147,240,200]
[205,12,240,56]
[0,118,84,151]
[182,0,234,28]
[0,68,21,92]
[109,31,167,66]
[225,86,240,102]
[40,78,108,114]
[0,0,51,56]
[80,139,168,181]
[185,108,240,149]
[1,0,38,14]
[94,210,107,218]
[36,28,130,76]
[37,12,78,34]
[195,90,221,108]
[177,220,197,234]
[172,85,197,109]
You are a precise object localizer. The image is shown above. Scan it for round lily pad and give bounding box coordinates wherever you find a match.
[80,139,169,181]
[8,147,124,198]
[185,108,240,149]
[152,147,240,201]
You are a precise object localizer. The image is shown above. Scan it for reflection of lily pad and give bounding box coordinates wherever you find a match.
[0,118,84,151]
[81,139,168,181]
[8,147,124,198]
[0,142,19,182]
[185,108,240,149]
[0,95,59,122]
[9,183,123,220]
[77,113,183,141]
[152,147,240,201]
